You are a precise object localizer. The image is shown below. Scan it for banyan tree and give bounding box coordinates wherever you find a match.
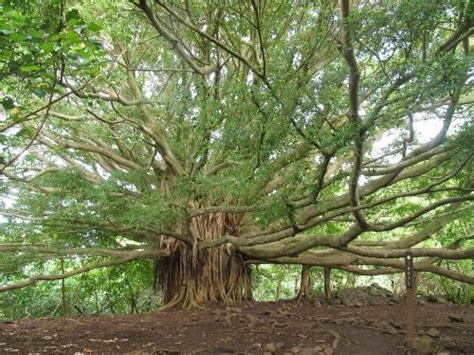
[0,0,473,308]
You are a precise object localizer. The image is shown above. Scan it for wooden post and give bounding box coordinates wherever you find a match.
[324,267,331,299]
[405,251,415,348]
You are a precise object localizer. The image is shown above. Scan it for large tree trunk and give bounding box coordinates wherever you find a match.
[156,211,252,308]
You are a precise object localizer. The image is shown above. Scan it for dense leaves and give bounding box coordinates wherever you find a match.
[0,0,473,312]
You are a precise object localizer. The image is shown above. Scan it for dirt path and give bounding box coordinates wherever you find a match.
[1,300,473,354]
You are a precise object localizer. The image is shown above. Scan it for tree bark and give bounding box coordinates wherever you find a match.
[296,264,311,301]
[156,212,252,308]
[324,267,332,299]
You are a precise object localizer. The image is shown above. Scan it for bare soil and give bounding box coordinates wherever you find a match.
[1,297,473,354]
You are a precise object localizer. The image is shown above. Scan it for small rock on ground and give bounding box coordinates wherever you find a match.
[300,347,316,355]
[263,343,277,353]
[448,315,464,322]
[290,346,302,354]
[411,335,434,354]
[426,328,440,338]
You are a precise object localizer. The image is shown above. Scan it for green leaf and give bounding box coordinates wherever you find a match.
[61,31,81,44]
[66,8,80,22]
[15,128,30,137]
[41,42,54,53]
[87,22,102,32]
[66,18,80,27]
[1,97,15,110]
[10,11,26,26]
[33,88,47,98]
[20,65,41,73]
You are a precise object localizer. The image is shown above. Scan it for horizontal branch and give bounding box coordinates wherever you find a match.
[251,251,474,284]
[0,249,166,292]
[0,244,167,258]
[340,246,474,260]
[1,257,128,292]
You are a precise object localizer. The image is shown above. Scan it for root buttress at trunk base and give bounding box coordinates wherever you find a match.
[155,211,252,308]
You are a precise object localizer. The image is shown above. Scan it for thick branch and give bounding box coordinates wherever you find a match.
[134,0,217,76]
[0,249,166,292]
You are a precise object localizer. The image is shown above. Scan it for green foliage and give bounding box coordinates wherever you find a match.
[0,0,103,88]
[0,0,472,317]
[0,259,160,320]
[420,269,474,304]
[251,264,301,301]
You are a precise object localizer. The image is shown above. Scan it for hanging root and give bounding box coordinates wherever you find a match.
[156,209,252,308]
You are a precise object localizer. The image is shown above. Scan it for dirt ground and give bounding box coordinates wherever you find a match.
[1,296,473,354]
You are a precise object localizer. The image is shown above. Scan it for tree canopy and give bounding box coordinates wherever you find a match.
[0,0,473,307]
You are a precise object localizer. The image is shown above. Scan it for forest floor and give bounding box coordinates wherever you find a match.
[1,290,473,354]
